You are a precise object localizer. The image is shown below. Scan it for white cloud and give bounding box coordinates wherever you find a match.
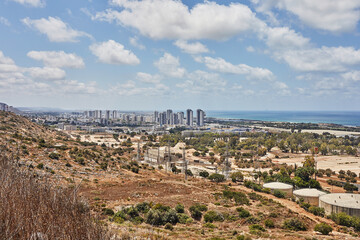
[176,70,225,94]
[136,72,161,83]
[174,40,209,54]
[342,71,360,82]
[27,51,85,68]
[112,80,169,96]
[0,17,10,26]
[22,17,91,42]
[154,53,186,78]
[197,56,275,81]
[263,27,311,51]
[129,36,145,50]
[253,0,360,33]
[94,0,264,40]
[27,67,66,81]
[10,0,45,7]
[246,46,255,52]
[89,40,140,65]
[279,46,360,72]
[55,80,99,94]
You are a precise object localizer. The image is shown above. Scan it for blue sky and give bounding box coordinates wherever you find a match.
[0,0,360,111]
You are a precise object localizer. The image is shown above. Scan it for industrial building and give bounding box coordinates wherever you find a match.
[263,182,293,196]
[319,193,360,217]
[293,188,327,205]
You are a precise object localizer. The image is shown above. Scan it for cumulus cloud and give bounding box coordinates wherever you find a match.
[112,80,169,96]
[10,0,45,7]
[176,70,225,94]
[154,53,186,78]
[89,40,140,65]
[129,36,145,50]
[0,17,10,26]
[197,56,275,81]
[263,27,311,51]
[174,40,209,54]
[27,67,66,80]
[136,72,161,83]
[253,0,360,33]
[22,17,91,42]
[27,51,85,68]
[279,46,360,72]
[56,80,99,94]
[94,0,264,40]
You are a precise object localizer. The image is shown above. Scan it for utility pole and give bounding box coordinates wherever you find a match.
[224,141,230,179]
[183,148,188,181]
[137,141,140,162]
[157,147,160,166]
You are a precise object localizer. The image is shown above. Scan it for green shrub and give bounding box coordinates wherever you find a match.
[236,207,251,218]
[314,223,332,235]
[178,213,190,224]
[273,190,286,198]
[175,203,185,213]
[264,219,274,228]
[146,209,163,226]
[199,171,209,178]
[204,211,224,223]
[36,163,44,169]
[282,218,307,231]
[163,209,179,225]
[102,208,114,216]
[308,206,325,217]
[164,223,173,231]
[204,222,216,228]
[48,152,60,160]
[246,216,260,224]
[135,202,151,213]
[249,224,266,232]
[208,173,225,183]
[237,235,252,240]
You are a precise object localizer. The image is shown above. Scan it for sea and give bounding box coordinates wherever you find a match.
[206,111,360,127]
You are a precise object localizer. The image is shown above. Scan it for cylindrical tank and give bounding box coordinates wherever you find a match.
[263,182,293,196]
[293,188,327,205]
[319,193,360,217]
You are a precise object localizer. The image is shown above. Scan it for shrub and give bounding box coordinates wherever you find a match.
[273,190,286,198]
[36,163,44,169]
[230,172,244,183]
[236,207,251,218]
[178,213,190,224]
[102,208,115,216]
[204,211,224,223]
[135,202,151,213]
[175,203,185,213]
[163,209,179,225]
[282,218,307,231]
[314,223,332,235]
[249,224,266,232]
[164,223,173,231]
[208,173,225,183]
[49,152,60,160]
[204,222,216,228]
[146,209,164,226]
[308,206,325,217]
[264,219,274,228]
[246,216,260,224]
[237,235,252,240]
[199,171,209,178]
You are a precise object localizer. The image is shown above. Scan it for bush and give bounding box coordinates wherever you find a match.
[146,209,163,226]
[178,213,190,224]
[199,171,209,178]
[236,207,251,218]
[102,208,115,216]
[308,206,325,217]
[164,223,173,231]
[204,211,224,223]
[230,172,244,183]
[175,203,185,213]
[189,204,207,221]
[282,218,307,231]
[163,209,179,225]
[36,163,44,169]
[264,219,274,228]
[135,202,151,213]
[314,223,332,235]
[48,152,60,160]
[208,173,225,183]
[249,224,266,232]
[273,190,286,198]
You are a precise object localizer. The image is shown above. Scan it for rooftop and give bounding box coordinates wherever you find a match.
[293,188,327,197]
[320,193,360,209]
[263,182,293,190]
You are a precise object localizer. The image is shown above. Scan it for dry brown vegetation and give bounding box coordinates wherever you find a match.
[0,154,110,240]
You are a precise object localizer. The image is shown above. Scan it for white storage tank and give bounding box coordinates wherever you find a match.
[263,182,293,196]
[293,188,327,205]
[319,193,360,217]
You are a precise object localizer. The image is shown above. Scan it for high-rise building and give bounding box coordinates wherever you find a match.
[112,110,118,119]
[154,111,159,123]
[105,110,110,120]
[159,112,166,126]
[177,112,184,125]
[166,109,173,124]
[186,109,193,126]
[95,110,102,119]
[197,109,205,126]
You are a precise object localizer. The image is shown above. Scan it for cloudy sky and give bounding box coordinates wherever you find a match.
[0,0,360,111]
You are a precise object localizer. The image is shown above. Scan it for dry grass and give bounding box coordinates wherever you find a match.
[0,155,111,240]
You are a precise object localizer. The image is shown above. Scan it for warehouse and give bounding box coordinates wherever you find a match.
[263,182,293,196]
[319,193,360,217]
[293,188,327,205]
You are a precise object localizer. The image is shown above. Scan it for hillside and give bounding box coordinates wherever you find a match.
[1,111,359,239]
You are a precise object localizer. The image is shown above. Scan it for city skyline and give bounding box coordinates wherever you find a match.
[0,1,360,111]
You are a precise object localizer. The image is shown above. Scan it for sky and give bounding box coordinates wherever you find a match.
[0,0,360,111]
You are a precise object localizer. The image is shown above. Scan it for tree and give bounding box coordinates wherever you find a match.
[295,167,315,182]
[230,172,244,183]
[303,155,315,168]
[208,173,225,183]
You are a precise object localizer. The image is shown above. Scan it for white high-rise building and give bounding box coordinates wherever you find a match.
[177,112,184,125]
[196,109,205,126]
